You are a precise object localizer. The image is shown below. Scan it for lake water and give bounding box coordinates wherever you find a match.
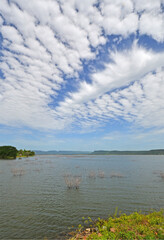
[0,155,164,239]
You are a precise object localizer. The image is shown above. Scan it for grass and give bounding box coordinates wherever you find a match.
[69,210,164,239]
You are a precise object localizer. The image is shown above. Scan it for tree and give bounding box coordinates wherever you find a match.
[0,146,18,159]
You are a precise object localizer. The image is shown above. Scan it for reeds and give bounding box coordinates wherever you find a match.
[110,172,124,178]
[64,175,81,189]
[153,171,164,179]
[88,171,96,179]
[88,170,105,178]
[33,168,41,172]
[98,170,105,178]
[160,172,164,179]
[11,168,25,176]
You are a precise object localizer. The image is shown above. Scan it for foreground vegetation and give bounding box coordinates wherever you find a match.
[70,210,164,239]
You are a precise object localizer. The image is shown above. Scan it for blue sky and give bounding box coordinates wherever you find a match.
[0,0,164,151]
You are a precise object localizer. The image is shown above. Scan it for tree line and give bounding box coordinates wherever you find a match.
[0,146,35,159]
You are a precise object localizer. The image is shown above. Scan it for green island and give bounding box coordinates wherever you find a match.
[70,210,164,240]
[0,145,35,159]
[17,149,35,158]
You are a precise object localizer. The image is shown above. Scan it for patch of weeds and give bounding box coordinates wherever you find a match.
[69,210,164,239]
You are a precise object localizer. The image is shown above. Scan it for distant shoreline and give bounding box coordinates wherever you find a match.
[91,149,164,155]
[34,149,164,156]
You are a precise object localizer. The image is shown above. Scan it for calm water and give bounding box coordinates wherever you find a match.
[0,155,164,239]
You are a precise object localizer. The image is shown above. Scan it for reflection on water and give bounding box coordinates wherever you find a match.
[0,155,164,239]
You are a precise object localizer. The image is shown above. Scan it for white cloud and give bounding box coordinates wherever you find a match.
[134,128,164,140]
[0,0,164,133]
[58,43,164,107]
[134,0,161,12]
[1,25,23,44]
[103,12,138,37]
[135,0,164,42]
[100,0,138,37]
[55,45,164,130]
[139,12,164,42]
[0,1,36,38]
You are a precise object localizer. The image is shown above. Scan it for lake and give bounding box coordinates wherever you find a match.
[0,155,164,239]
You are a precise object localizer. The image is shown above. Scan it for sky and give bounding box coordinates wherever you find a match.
[0,0,164,151]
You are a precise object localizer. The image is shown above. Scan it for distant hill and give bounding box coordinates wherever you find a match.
[91,149,164,155]
[34,149,164,155]
[34,150,91,155]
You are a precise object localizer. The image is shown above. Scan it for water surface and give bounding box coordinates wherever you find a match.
[0,155,164,239]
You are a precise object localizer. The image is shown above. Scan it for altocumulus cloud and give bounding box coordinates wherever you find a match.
[0,0,164,133]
